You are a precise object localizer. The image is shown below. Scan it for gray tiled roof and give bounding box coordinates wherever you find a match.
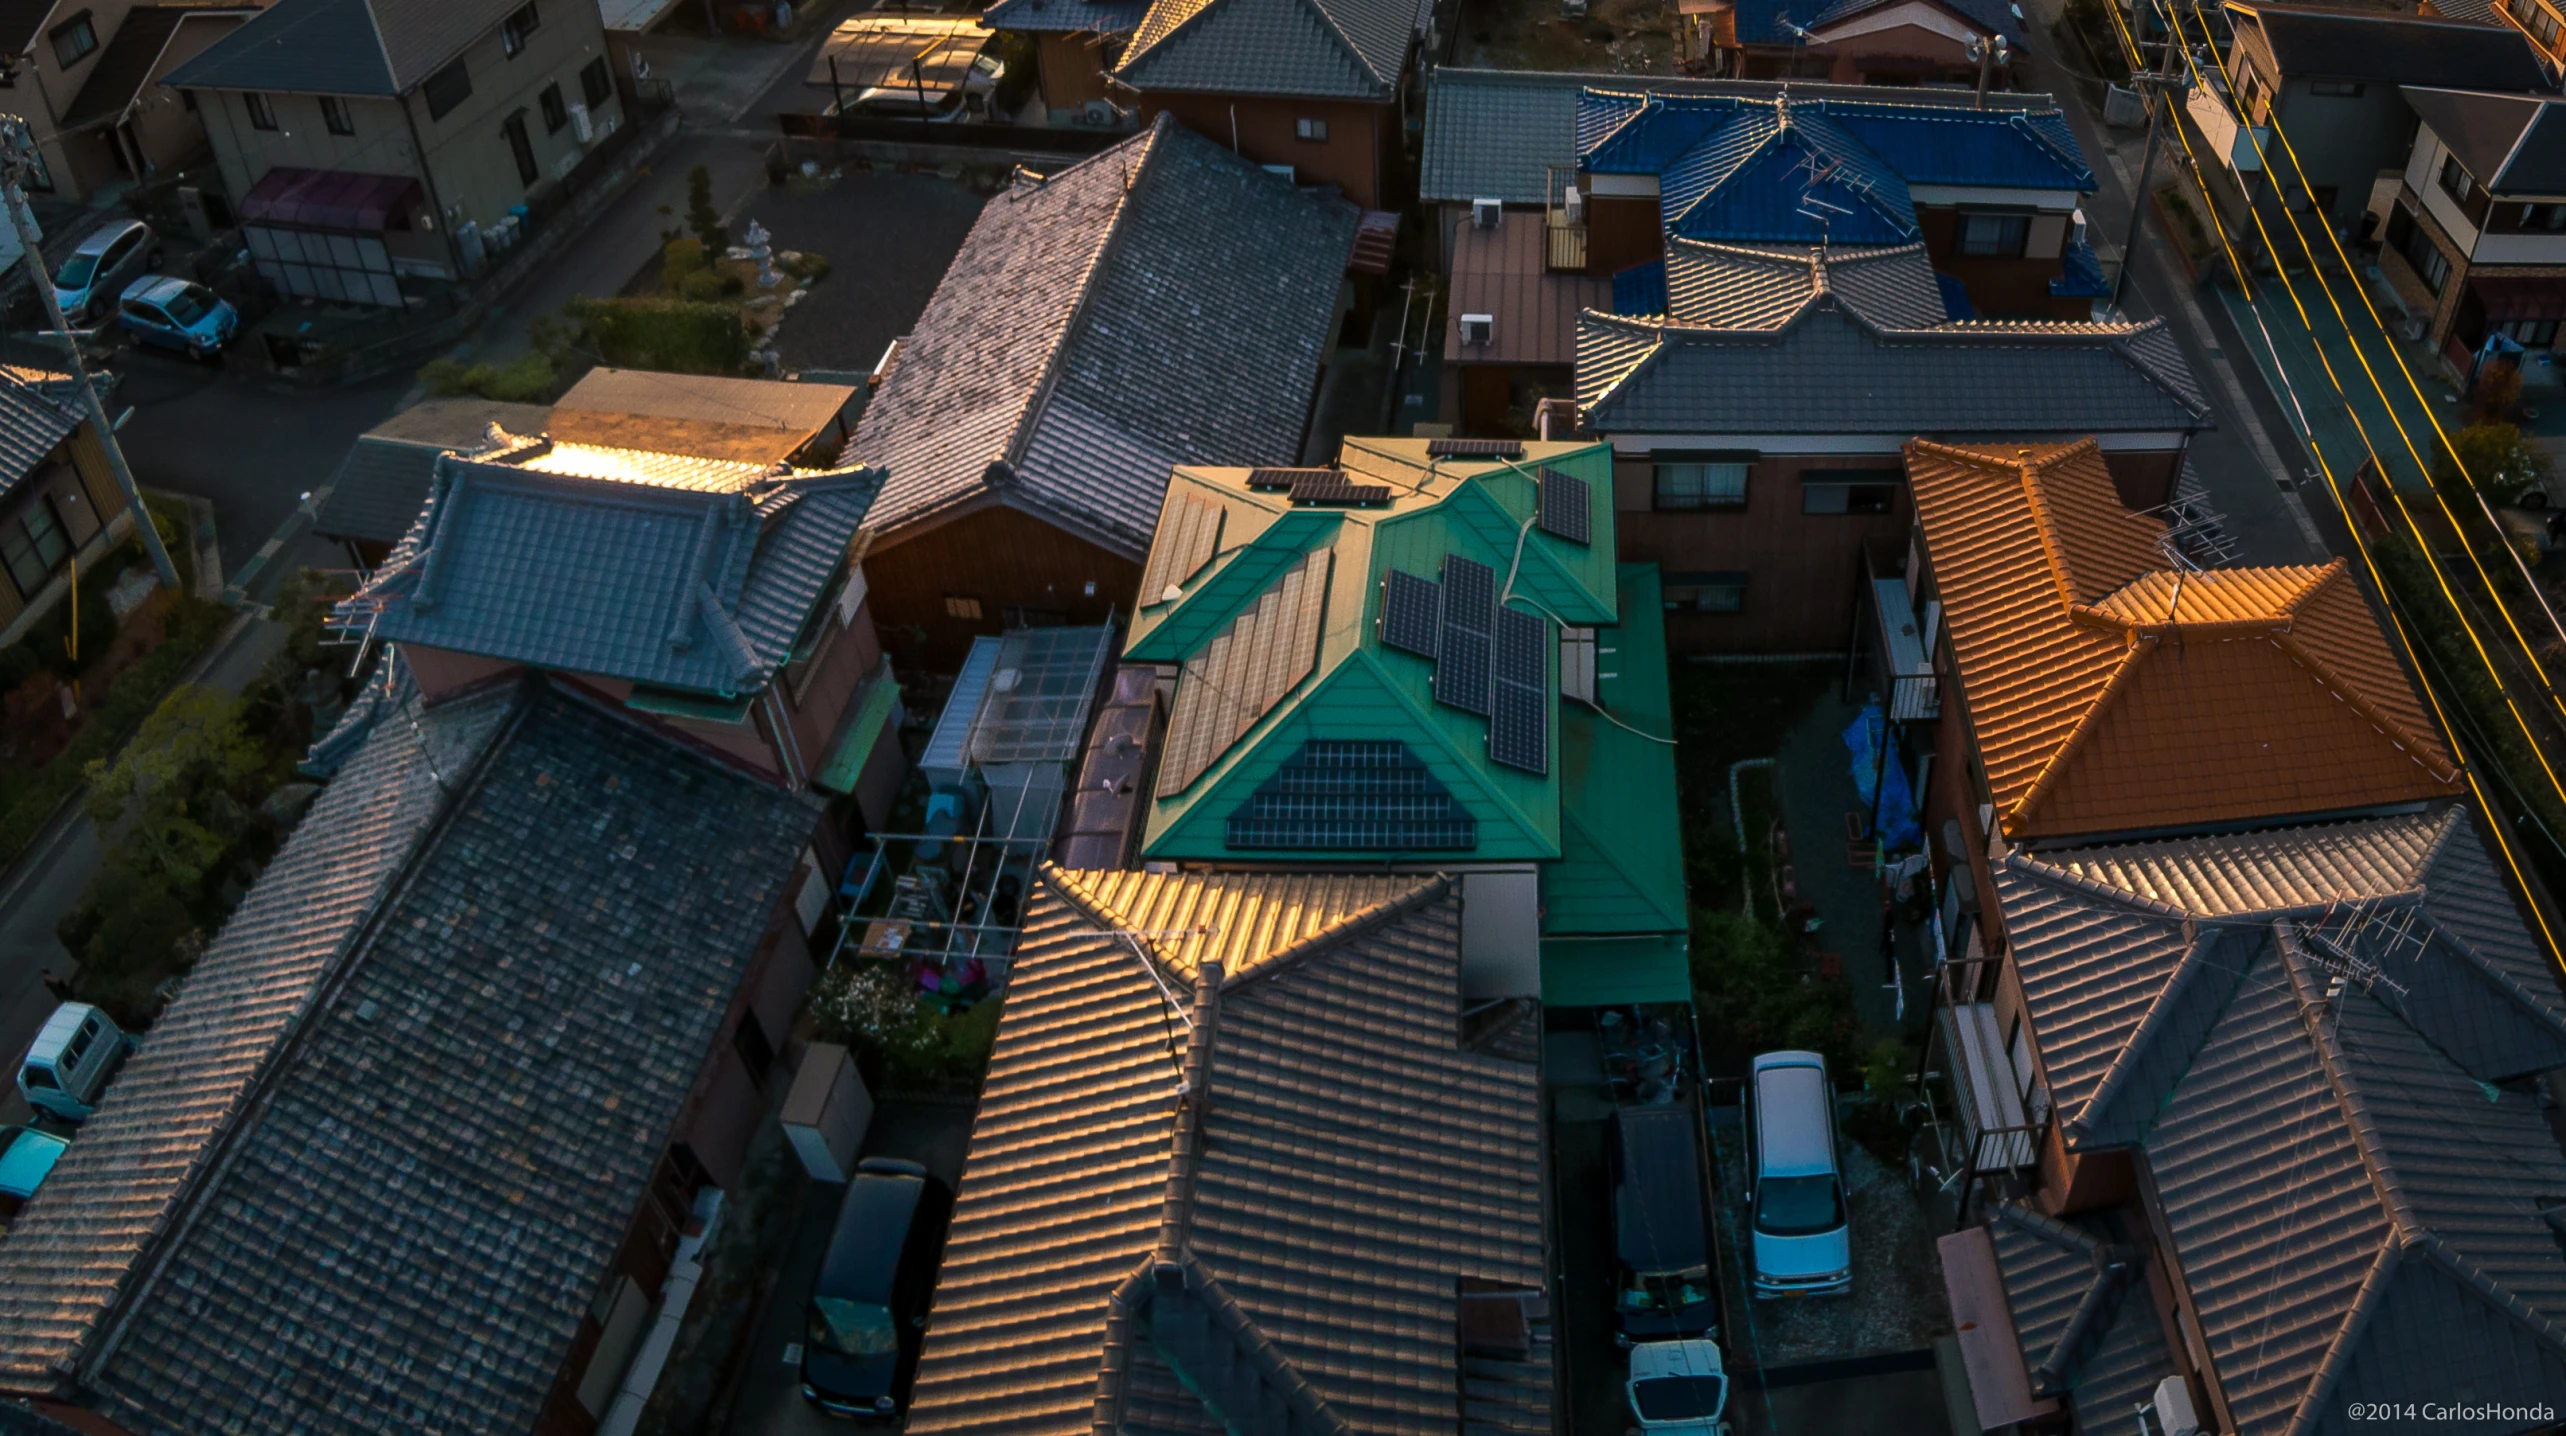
[845,116,1357,559]
[87,681,816,1435]
[348,454,879,697]
[0,368,80,496]
[2404,87,2566,196]
[0,677,514,1391]
[2235,3,2548,90]
[1983,1203,2173,1427]
[165,0,522,95]
[1577,299,2211,435]
[983,0,1149,31]
[1115,0,1411,99]
[1998,810,2566,1150]
[907,869,1548,1435]
[311,436,450,546]
[1418,67,2069,203]
[2149,934,2566,1436]
[1656,239,1944,328]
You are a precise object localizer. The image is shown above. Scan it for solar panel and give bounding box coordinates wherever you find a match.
[1289,473,1393,506]
[1537,466,1592,544]
[1379,569,1441,656]
[1490,679,1548,775]
[1225,740,1478,850]
[1247,467,1341,490]
[1434,555,1496,715]
[1496,604,1545,687]
[1428,438,1525,459]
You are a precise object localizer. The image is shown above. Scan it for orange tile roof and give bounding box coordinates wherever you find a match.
[1908,438,2460,841]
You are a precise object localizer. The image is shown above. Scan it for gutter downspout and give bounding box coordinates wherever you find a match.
[395,89,465,277]
[598,1187,725,1436]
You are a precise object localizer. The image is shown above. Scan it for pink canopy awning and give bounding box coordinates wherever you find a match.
[238,168,423,233]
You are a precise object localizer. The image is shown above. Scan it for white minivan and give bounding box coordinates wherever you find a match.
[18,1003,135,1123]
[1747,1050,1851,1296]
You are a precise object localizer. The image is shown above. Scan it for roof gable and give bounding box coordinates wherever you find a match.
[2232,3,2549,91]
[1908,439,2456,841]
[1660,106,1917,245]
[848,117,1359,556]
[1659,239,1946,328]
[1114,0,1410,98]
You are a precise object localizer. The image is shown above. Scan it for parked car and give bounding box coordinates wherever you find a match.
[801,1156,952,1421]
[850,51,1002,121]
[117,275,238,358]
[54,220,157,324]
[16,1002,136,1124]
[1625,1337,1730,1433]
[1607,1103,1720,1339]
[0,1125,66,1220]
[1746,1050,1851,1297]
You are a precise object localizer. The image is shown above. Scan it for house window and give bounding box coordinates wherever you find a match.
[500,1,539,57]
[944,594,984,620]
[1653,455,1751,510]
[2526,0,2566,48]
[1294,117,1327,142]
[423,58,472,120]
[2232,67,2266,124]
[320,94,353,135]
[48,12,95,67]
[2520,202,2566,231]
[502,109,537,185]
[1,501,68,598]
[2440,154,2476,208]
[581,55,612,108]
[2499,318,2561,348]
[244,92,277,131]
[539,82,567,133]
[730,1009,775,1087]
[1957,211,2031,257]
[2396,206,2451,293]
[2307,79,2365,98]
[1802,468,1901,514]
[1664,573,1747,613]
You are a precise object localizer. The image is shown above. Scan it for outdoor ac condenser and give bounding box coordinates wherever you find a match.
[1459,313,1495,346]
[1472,196,1502,230]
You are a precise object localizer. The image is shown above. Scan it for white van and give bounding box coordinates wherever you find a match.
[1746,1050,1851,1296]
[18,1003,135,1123]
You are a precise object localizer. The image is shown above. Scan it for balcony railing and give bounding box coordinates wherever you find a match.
[1546,162,1587,273]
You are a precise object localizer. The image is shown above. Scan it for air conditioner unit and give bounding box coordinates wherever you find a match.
[2152,1377,2202,1436]
[1262,163,1296,183]
[1472,196,1502,230]
[570,101,593,143]
[1460,313,1495,346]
[1563,185,1585,222]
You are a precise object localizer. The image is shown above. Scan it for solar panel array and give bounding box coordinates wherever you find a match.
[1379,569,1441,656]
[1247,467,1342,489]
[1490,606,1549,774]
[1434,556,1496,716]
[1288,473,1393,507]
[1427,438,1525,459]
[1536,466,1592,545]
[1226,740,1478,850]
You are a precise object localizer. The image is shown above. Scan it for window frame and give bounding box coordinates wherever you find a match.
[1799,467,1902,515]
[422,58,472,120]
[539,81,567,133]
[1294,116,1327,142]
[501,108,537,185]
[500,1,540,57]
[48,12,95,68]
[1,500,66,597]
[943,594,983,621]
[1955,209,2032,258]
[244,91,278,131]
[580,55,613,108]
[2306,79,2365,98]
[2440,154,2476,207]
[1663,572,1748,614]
[319,93,354,135]
[1651,451,1754,511]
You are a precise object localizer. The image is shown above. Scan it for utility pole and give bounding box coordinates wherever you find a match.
[1968,32,2010,109]
[2110,3,2191,312]
[0,116,179,590]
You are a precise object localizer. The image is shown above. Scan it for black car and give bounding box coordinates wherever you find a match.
[1607,1104,1720,1340]
[801,1157,952,1420]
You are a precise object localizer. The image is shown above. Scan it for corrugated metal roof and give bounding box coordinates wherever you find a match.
[347,455,879,698]
[907,869,1548,1434]
[1443,210,1614,366]
[86,682,816,1434]
[846,116,1357,559]
[1115,0,1411,99]
[1907,440,2454,841]
[0,675,514,1391]
[549,369,854,466]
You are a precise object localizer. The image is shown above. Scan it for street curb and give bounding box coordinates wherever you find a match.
[222,484,332,605]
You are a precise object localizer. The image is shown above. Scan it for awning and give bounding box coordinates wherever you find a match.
[239,168,423,233]
[814,668,904,796]
[1538,933,1691,1007]
[2471,273,2566,322]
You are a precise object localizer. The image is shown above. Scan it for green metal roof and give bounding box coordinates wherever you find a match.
[1545,565,1690,939]
[1539,934,1692,1007]
[1133,439,1621,862]
[813,664,903,796]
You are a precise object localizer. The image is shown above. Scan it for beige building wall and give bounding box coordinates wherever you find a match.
[11,0,170,197]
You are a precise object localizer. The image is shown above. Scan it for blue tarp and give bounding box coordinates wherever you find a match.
[1843,705,1922,852]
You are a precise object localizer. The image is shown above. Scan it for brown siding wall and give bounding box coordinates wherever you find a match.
[64,423,126,532]
[784,593,887,767]
[404,645,523,700]
[1136,93,1399,209]
[1915,207,2082,318]
[866,502,1142,672]
[1036,33,1115,110]
[1613,451,1910,652]
[2102,447,2183,511]
[1585,194,1663,276]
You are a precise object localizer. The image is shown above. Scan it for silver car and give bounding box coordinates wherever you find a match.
[54,219,158,324]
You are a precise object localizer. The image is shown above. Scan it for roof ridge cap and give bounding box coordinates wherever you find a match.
[2015,449,2092,611]
[2265,626,2459,784]
[1294,0,1397,90]
[2284,1239,2406,1436]
[2106,320,2218,420]
[2281,933,2424,1239]
[2005,636,2149,837]
[1117,0,1236,72]
[1222,873,1455,994]
[1001,124,1164,473]
[2068,921,2251,1143]
[2001,848,2199,920]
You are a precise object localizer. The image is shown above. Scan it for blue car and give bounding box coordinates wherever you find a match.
[116,275,237,359]
[0,1124,66,1221]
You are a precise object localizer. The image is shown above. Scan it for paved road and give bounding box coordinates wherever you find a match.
[0,613,286,1125]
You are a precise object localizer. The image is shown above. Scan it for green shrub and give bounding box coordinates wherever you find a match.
[2435,420,2547,507]
[808,961,1004,1092]
[418,356,471,396]
[660,236,709,294]
[415,350,557,403]
[679,268,727,303]
[564,295,749,375]
[686,163,729,255]
[1689,906,1861,1081]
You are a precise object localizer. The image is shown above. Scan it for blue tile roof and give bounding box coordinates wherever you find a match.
[2051,235,2110,300]
[351,456,880,698]
[1575,91,2092,245]
[1613,260,1668,316]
